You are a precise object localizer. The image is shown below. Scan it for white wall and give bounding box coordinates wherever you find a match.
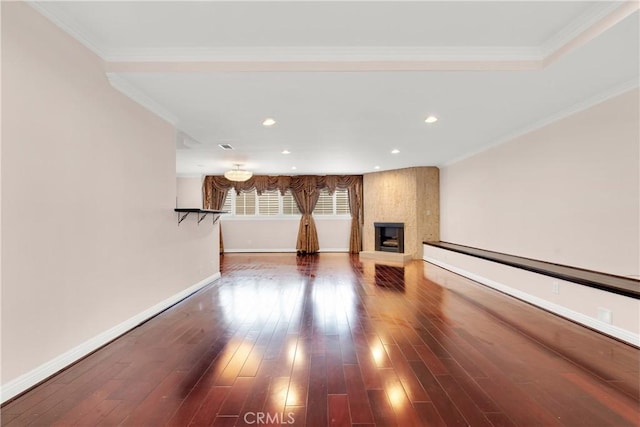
[221,217,351,252]
[1,3,219,400]
[441,89,639,278]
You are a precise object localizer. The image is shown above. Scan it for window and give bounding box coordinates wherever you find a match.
[282,190,300,215]
[235,189,256,215]
[221,188,349,217]
[313,189,334,215]
[257,190,280,216]
[335,189,350,215]
[313,188,350,215]
[221,192,232,213]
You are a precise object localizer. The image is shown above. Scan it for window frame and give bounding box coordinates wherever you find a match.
[220,188,351,220]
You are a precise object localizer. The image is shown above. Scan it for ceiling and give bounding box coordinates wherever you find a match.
[31,1,639,176]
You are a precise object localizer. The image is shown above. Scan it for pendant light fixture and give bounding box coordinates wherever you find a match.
[224,164,252,182]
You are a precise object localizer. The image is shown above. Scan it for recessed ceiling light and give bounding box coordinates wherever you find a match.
[374,166,380,170]
[262,118,276,127]
[424,115,438,124]
[291,166,297,170]
[281,150,291,154]
[391,149,400,154]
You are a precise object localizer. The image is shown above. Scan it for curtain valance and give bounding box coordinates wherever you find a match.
[203,175,361,196]
[203,175,363,254]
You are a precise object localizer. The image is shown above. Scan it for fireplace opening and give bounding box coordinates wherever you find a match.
[374,222,404,253]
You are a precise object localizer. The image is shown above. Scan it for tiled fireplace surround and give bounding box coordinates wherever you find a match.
[362,167,440,260]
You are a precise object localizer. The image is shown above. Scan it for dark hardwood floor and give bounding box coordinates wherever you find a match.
[2,253,638,426]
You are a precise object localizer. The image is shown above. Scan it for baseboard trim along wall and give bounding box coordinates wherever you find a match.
[422,252,639,347]
[0,272,221,403]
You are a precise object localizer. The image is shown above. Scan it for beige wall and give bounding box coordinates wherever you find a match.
[423,244,639,346]
[363,167,439,258]
[1,2,218,397]
[177,177,204,208]
[0,1,3,391]
[441,89,640,278]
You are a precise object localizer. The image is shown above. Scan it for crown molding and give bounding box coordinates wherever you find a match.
[102,46,544,72]
[102,46,544,64]
[176,173,205,179]
[177,131,205,149]
[444,78,640,167]
[540,1,625,57]
[104,59,542,73]
[28,1,636,70]
[106,73,178,125]
[27,1,107,59]
[543,1,640,66]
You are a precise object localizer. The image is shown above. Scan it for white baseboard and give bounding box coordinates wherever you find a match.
[423,256,639,347]
[0,272,221,403]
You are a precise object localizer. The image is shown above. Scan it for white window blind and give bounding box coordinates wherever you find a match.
[313,189,334,215]
[221,192,232,212]
[335,189,350,215]
[257,190,280,216]
[222,187,349,216]
[235,189,256,215]
[282,190,300,215]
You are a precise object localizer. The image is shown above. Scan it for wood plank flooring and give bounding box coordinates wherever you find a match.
[2,253,638,426]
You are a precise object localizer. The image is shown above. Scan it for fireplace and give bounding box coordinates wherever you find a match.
[374,222,404,253]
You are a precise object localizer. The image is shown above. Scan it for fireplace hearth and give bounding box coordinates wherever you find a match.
[374,222,404,253]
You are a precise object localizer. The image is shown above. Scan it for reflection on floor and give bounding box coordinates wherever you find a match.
[374,264,405,291]
[2,253,638,426]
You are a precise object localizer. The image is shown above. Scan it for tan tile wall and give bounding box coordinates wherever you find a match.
[363,167,439,259]
[416,167,440,248]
